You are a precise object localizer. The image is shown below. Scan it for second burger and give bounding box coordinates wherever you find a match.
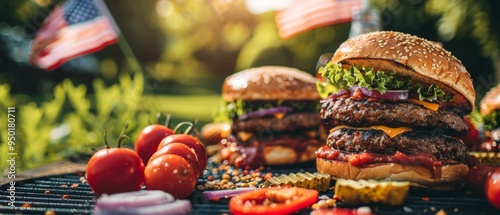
[219,66,324,167]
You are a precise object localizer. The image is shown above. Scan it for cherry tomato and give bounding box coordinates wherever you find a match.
[467,164,497,194]
[149,142,200,177]
[158,134,207,176]
[145,154,197,199]
[86,147,145,195]
[485,167,500,209]
[229,187,318,215]
[135,124,174,165]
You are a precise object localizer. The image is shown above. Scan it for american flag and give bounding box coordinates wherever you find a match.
[29,0,118,71]
[275,0,362,39]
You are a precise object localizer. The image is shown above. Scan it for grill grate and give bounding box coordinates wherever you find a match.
[1,162,499,215]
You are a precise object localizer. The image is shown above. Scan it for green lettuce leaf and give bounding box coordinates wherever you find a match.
[483,110,500,131]
[317,62,454,102]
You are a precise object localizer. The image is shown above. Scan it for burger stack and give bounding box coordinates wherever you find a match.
[315,31,475,190]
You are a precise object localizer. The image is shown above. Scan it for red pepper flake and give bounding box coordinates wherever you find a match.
[77,172,83,177]
[210,197,220,202]
[44,190,51,194]
[70,183,78,189]
[62,194,70,199]
[422,197,430,201]
[264,172,273,180]
[60,184,68,188]
[207,175,213,181]
[22,203,31,208]
[243,170,249,175]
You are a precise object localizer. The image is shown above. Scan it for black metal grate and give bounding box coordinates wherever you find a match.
[1,162,499,215]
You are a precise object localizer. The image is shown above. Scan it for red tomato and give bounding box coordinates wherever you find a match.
[86,147,145,195]
[229,187,318,215]
[485,167,500,209]
[467,164,497,194]
[135,125,174,165]
[145,154,197,199]
[149,142,201,177]
[158,134,207,176]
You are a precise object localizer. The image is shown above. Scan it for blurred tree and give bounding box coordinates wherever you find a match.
[371,0,499,102]
[1,0,499,102]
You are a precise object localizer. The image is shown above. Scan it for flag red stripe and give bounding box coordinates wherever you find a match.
[276,0,362,39]
[34,17,117,70]
[29,0,119,71]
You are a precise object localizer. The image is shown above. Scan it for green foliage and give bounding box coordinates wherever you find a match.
[317,62,453,101]
[0,72,151,175]
[483,110,500,131]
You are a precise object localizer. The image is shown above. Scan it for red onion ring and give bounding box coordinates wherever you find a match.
[202,188,259,200]
[320,89,351,103]
[95,200,192,215]
[94,190,192,215]
[351,86,408,100]
[239,107,293,120]
[95,190,174,208]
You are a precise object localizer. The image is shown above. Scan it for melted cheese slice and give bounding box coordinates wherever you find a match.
[410,99,439,111]
[237,131,254,142]
[330,125,412,138]
[274,112,286,120]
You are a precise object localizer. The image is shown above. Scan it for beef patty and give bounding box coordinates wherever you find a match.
[232,112,320,133]
[320,98,469,137]
[327,127,468,162]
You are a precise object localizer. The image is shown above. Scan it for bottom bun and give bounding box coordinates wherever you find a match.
[264,145,319,165]
[316,158,469,190]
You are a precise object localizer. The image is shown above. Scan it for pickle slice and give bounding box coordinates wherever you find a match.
[261,172,331,192]
[335,179,410,206]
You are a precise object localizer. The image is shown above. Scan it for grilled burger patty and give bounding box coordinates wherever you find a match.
[232,112,320,133]
[320,98,469,137]
[327,128,468,162]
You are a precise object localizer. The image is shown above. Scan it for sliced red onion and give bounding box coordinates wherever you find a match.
[320,89,351,103]
[95,190,174,208]
[239,107,293,120]
[202,188,259,200]
[95,200,192,215]
[94,190,192,215]
[351,86,408,100]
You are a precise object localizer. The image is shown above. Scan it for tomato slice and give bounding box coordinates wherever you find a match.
[229,187,318,215]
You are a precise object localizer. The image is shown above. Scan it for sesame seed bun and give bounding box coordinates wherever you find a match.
[480,84,500,116]
[222,66,321,101]
[332,31,475,113]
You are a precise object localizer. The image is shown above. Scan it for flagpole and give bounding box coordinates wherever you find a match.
[93,0,144,74]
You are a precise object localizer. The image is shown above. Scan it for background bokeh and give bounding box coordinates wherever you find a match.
[1,0,499,173]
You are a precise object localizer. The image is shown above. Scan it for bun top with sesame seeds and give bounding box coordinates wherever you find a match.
[332,31,475,113]
[222,66,322,101]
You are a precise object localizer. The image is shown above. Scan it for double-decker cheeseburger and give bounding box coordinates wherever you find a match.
[219,66,324,167]
[315,31,475,190]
